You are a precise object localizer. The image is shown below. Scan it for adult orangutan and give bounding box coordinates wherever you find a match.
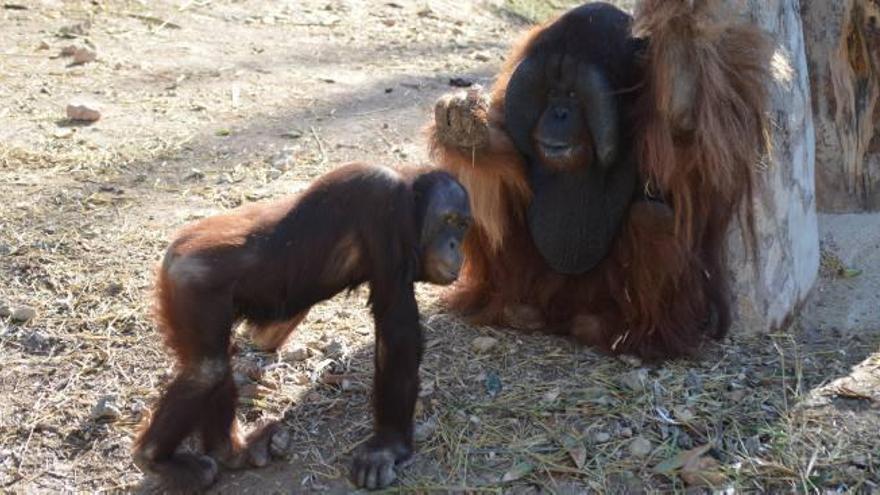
[429,0,771,360]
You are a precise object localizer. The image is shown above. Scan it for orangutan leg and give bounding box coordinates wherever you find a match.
[502,304,546,331]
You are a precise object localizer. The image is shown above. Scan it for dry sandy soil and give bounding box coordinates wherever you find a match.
[1,1,878,493]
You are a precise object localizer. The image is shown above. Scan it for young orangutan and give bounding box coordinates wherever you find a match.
[133,162,472,491]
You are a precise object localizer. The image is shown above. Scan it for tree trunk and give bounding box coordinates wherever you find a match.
[728,0,820,332]
[802,0,880,212]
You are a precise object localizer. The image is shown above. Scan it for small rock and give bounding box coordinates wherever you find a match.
[681,456,726,487]
[473,52,490,62]
[53,128,74,139]
[72,46,96,64]
[593,431,611,444]
[417,7,436,17]
[449,77,474,88]
[414,416,438,442]
[281,129,303,139]
[684,371,703,393]
[91,396,121,422]
[629,436,652,457]
[618,354,643,368]
[37,40,50,51]
[281,345,309,362]
[618,369,648,391]
[60,44,78,56]
[471,336,498,353]
[340,377,362,392]
[852,454,868,468]
[743,435,761,455]
[11,306,36,322]
[320,339,344,358]
[59,21,91,37]
[541,387,560,403]
[66,100,101,122]
[677,429,695,449]
[484,371,502,397]
[619,427,633,438]
[320,373,356,388]
[672,406,695,423]
[726,389,747,403]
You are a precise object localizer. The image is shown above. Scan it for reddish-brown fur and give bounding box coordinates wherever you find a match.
[134,162,471,491]
[429,1,771,360]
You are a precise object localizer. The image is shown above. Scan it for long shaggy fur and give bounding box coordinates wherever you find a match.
[429,0,772,360]
[634,0,771,250]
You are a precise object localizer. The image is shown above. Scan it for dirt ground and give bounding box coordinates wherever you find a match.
[1,1,878,493]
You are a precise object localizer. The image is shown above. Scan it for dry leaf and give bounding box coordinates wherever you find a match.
[654,444,711,475]
[561,434,586,469]
[542,387,561,403]
[681,456,726,487]
[501,462,534,482]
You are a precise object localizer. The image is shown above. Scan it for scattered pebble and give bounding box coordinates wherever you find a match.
[726,389,747,402]
[340,377,360,391]
[59,21,91,38]
[484,371,502,397]
[677,429,695,449]
[593,431,611,444]
[471,336,498,353]
[281,345,309,362]
[319,339,344,358]
[449,77,474,88]
[414,416,438,442]
[541,387,560,403]
[72,46,97,64]
[11,306,36,322]
[681,456,725,486]
[37,40,50,51]
[319,373,350,386]
[618,368,648,391]
[629,436,653,457]
[672,406,695,422]
[684,371,703,393]
[91,396,121,422]
[66,99,101,122]
[618,354,643,368]
[52,126,74,138]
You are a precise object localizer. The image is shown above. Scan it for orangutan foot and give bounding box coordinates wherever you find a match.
[502,304,546,331]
